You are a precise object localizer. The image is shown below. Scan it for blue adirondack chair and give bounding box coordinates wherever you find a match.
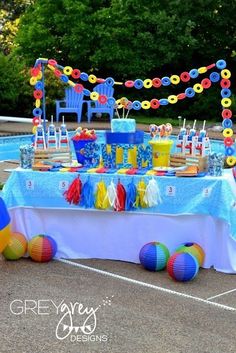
[55,87,84,123]
[86,83,114,123]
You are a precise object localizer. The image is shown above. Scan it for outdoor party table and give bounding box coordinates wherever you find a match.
[2,169,236,273]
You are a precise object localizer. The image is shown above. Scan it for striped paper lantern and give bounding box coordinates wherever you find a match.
[3,232,28,260]
[28,235,57,262]
[167,253,199,282]
[139,241,170,271]
[0,197,11,252]
[175,242,205,266]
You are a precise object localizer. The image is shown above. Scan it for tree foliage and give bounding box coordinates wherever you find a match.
[0,0,235,119]
[0,0,35,54]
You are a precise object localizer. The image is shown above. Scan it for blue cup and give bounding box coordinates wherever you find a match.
[72,139,95,164]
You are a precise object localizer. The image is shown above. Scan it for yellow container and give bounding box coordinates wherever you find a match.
[149,139,173,167]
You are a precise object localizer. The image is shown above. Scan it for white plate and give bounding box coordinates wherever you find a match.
[153,166,187,172]
[61,161,82,168]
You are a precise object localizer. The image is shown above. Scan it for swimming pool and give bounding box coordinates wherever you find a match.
[0,131,225,161]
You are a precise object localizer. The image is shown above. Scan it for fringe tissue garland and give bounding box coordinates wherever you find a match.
[125,180,137,211]
[64,176,162,210]
[63,176,82,205]
[144,178,162,207]
[114,180,126,212]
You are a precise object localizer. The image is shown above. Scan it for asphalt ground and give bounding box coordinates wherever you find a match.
[0,256,236,353]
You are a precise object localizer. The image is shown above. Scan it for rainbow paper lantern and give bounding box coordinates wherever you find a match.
[139,241,170,271]
[167,253,199,282]
[0,197,11,252]
[3,232,28,260]
[175,242,205,266]
[28,235,57,262]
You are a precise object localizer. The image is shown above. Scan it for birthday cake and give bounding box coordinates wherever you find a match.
[111,118,136,133]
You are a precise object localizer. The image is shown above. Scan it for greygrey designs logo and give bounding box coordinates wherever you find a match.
[10,296,113,343]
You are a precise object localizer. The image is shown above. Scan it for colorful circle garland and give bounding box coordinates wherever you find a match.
[30,58,234,166]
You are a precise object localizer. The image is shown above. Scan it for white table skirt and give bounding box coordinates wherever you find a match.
[9,207,236,273]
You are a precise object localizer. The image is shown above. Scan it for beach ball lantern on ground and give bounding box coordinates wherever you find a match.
[0,197,11,253]
[167,252,199,282]
[3,232,28,260]
[175,242,205,266]
[139,241,170,271]
[28,235,57,262]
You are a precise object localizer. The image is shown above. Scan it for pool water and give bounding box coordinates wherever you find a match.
[0,131,225,161]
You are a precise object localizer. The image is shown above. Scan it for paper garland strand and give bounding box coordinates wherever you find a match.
[30,58,235,166]
[64,177,162,210]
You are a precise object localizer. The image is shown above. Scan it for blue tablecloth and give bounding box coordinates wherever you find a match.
[3,169,236,239]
